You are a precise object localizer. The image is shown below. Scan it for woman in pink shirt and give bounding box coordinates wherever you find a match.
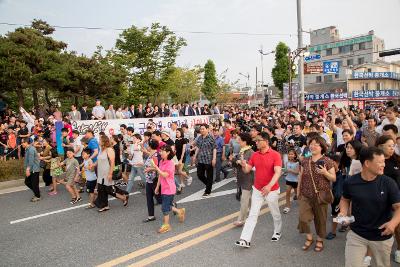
[153,145,186,233]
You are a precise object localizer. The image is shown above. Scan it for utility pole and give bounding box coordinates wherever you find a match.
[255,67,258,105]
[288,48,292,107]
[297,0,305,110]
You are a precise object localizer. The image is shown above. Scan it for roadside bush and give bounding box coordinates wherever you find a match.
[0,159,25,182]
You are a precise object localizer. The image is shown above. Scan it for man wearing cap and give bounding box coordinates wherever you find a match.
[235,132,283,248]
[92,99,106,120]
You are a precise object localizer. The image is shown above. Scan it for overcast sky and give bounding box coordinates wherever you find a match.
[1,0,399,87]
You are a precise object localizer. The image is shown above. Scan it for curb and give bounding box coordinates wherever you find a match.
[0,178,26,190]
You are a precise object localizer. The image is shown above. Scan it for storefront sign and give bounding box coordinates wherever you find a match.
[351,89,400,99]
[352,72,400,80]
[305,92,348,101]
[304,61,323,74]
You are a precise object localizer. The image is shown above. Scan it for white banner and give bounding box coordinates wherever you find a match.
[71,115,223,136]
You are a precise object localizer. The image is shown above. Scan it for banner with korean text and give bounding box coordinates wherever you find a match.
[71,115,223,137]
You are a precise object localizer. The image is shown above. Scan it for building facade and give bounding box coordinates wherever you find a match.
[348,61,400,108]
[303,26,386,108]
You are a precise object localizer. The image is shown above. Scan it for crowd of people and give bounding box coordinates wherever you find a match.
[1,96,400,266]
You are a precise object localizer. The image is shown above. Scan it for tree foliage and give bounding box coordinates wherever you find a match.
[164,67,202,103]
[271,42,293,92]
[202,59,219,103]
[114,23,187,103]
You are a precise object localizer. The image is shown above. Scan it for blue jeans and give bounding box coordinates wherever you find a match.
[215,152,229,181]
[126,165,145,193]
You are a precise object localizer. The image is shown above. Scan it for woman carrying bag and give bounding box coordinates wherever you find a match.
[297,135,336,252]
[95,135,128,212]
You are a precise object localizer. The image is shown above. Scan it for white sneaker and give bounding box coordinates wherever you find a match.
[186,176,193,186]
[283,207,290,214]
[271,232,281,242]
[395,250,400,263]
[363,256,371,266]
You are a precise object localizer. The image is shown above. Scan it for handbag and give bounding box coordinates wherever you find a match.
[308,160,334,204]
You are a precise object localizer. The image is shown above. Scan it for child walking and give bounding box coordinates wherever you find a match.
[152,145,186,233]
[283,149,300,214]
[81,148,97,208]
[59,148,81,204]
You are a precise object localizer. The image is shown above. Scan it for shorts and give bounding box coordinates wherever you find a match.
[161,194,174,215]
[286,180,298,189]
[66,175,76,186]
[86,180,97,193]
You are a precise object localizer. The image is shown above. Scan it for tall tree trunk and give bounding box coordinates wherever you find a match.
[17,87,24,108]
[74,95,79,107]
[32,87,39,115]
[44,87,52,108]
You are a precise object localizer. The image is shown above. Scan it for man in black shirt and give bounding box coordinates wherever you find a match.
[339,147,400,267]
[287,123,307,155]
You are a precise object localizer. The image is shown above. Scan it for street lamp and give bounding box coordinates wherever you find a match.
[238,72,250,88]
[258,47,275,106]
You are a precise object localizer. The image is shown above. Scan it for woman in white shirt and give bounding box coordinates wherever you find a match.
[126,134,145,193]
[345,140,363,176]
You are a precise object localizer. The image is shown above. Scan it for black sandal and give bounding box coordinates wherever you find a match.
[143,217,156,223]
[314,240,324,252]
[302,238,314,251]
[123,195,129,207]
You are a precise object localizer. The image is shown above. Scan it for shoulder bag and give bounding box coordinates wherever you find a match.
[309,160,334,204]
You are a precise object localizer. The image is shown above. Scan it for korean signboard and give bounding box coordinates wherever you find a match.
[323,61,340,74]
[304,54,321,62]
[305,92,348,102]
[351,90,400,99]
[304,61,323,74]
[352,72,400,80]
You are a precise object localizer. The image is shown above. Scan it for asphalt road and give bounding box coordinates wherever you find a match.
[0,169,392,267]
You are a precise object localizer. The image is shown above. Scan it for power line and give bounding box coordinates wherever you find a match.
[0,22,295,37]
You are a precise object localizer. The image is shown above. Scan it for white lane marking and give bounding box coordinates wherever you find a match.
[0,168,200,195]
[9,191,141,225]
[177,177,237,204]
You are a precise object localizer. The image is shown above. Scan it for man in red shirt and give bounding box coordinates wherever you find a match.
[235,132,282,248]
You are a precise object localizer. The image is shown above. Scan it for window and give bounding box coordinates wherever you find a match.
[362,83,369,90]
[316,76,322,83]
[326,48,332,56]
[335,74,340,79]
[346,58,354,66]
[359,42,366,50]
[376,82,383,90]
[324,75,333,83]
[367,68,372,72]
[339,45,351,54]
[350,45,354,52]
[358,57,365,65]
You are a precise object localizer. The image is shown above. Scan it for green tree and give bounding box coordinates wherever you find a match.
[114,23,186,103]
[202,59,219,103]
[164,67,202,103]
[271,42,293,92]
